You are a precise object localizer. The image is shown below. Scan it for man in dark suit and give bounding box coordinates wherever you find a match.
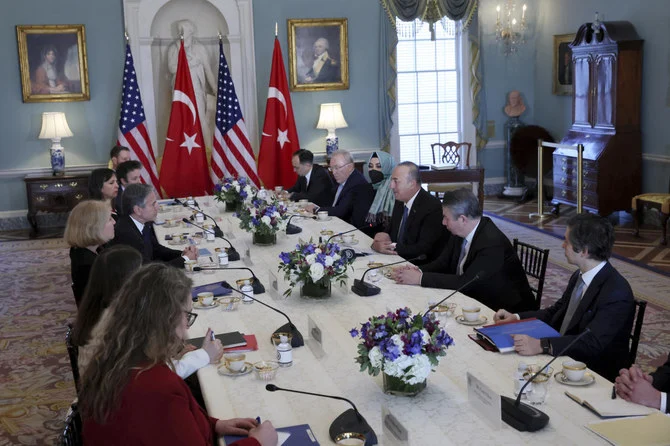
[394,188,535,313]
[615,353,670,413]
[305,150,374,228]
[112,183,197,268]
[495,213,635,381]
[287,149,333,207]
[114,160,143,215]
[371,162,448,264]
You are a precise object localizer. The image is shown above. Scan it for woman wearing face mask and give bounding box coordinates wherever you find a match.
[363,151,397,231]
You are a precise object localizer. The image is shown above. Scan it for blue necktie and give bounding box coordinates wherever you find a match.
[560,275,585,335]
[397,206,409,243]
[332,183,344,206]
[141,223,153,260]
[457,238,468,275]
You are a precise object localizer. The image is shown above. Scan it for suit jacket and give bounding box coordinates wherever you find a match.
[82,364,259,446]
[420,216,535,313]
[288,164,334,207]
[70,247,97,307]
[112,215,184,268]
[114,184,125,215]
[519,262,635,382]
[389,188,449,264]
[320,170,375,228]
[652,353,670,412]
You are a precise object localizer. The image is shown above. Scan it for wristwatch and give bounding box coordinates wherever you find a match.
[540,338,552,355]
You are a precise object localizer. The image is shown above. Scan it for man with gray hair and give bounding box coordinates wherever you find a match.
[304,37,340,83]
[112,183,197,267]
[394,188,535,312]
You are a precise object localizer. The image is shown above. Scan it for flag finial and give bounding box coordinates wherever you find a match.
[275,22,278,37]
[124,30,129,43]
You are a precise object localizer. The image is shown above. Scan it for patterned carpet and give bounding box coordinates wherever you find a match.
[0,219,669,445]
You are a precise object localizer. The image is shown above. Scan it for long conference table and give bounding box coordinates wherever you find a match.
[155,198,632,445]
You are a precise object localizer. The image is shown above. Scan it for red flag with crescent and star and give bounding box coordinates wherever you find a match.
[160,41,212,198]
[257,37,299,189]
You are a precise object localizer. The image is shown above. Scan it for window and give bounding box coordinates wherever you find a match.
[396,19,461,165]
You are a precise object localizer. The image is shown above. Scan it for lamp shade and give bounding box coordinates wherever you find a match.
[316,103,348,131]
[39,112,73,139]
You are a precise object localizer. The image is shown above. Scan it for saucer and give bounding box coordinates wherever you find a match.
[455,315,487,326]
[341,239,359,246]
[554,371,595,386]
[193,300,219,310]
[217,362,253,377]
[167,239,188,246]
[315,216,332,222]
[154,219,166,225]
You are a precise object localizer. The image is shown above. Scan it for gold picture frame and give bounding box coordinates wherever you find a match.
[16,24,90,103]
[288,18,349,92]
[553,33,575,96]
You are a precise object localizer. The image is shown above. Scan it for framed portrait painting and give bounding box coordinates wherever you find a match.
[16,24,90,103]
[287,18,349,92]
[553,33,575,96]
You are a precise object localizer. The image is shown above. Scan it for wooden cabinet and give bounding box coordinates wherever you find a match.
[553,21,643,216]
[24,173,90,235]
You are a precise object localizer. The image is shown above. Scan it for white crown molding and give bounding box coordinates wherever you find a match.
[643,153,670,164]
[0,164,106,180]
[483,140,504,150]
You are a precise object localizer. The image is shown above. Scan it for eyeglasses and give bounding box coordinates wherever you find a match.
[329,162,352,172]
[184,310,198,327]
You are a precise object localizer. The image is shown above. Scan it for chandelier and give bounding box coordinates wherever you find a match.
[495,0,527,55]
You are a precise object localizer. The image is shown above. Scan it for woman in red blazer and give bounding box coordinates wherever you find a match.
[78,263,277,445]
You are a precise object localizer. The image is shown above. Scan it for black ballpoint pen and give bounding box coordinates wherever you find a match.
[611,385,616,399]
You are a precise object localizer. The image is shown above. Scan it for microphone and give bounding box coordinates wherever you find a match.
[423,271,484,317]
[265,384,377,445]
[285,214,305,235]
[326,224,371,245]
[501,328,592,432]
[181,218,240,261]
[352,255,427,297]
[192,266,265,294]
[174,198,225,238]
[222,281,303,348]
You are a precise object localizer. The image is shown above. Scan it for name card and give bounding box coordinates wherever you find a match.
[307,315,325,359]
[242,242,253,267]
[382,406,409,445]
[467,372,501,430]
[267,270,281,301]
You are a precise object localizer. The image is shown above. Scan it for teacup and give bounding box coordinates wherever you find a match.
[562,360,587,381]
[342,234,355,244]
[224,353,246,372]
[184,259,197,272]
[317,211,329,221]
[197,292,214,306]
[298,199,309,207]
[461,305,481,322]
[274,186,284,193]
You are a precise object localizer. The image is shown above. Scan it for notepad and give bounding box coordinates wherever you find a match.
[586,412,670,445]
[565,388,655,418]
[191,281,232,300]
[474,318,560,353]
[224,424,319,445]
[189,331,247,349]
[223,334,258,353]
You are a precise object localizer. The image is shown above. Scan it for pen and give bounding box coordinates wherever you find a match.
[611,385,616,399]
[210,330,215,341]
[255,416,261,424]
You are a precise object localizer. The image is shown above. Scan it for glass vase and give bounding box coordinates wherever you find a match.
[300,280,331,299]
[252,232,277,246]
[382,373,427,396]
[224,200,240,212]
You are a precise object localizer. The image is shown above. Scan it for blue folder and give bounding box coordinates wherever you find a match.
[224,424,319,445]
[190,281,232,300]
[474,318,560,353]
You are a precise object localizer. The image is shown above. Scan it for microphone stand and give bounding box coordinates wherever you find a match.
[423,272,483,317]
[182,218,240,261]
[326,224,370,245]
[222,282,304,347]
[265,384,377,445]
[352,255,426,297]
[285,214,305,235]
[192,266,265,294]
[175,198,226,238]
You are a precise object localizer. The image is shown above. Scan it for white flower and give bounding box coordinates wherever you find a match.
[250,208,257,217]
[315,248,322,254]
[332,254,341,261]
[305,254,316,265]
[272,211,280,218]
[384,354,432,385]
[324,256,334,267]
[421,329,430,345]
[391,334,404,349]
[368,346,383,369]
[234,185,241,193]
[261,215,271,226]
[309,262,325,282]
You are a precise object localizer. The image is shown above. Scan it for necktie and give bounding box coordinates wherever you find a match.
[141,223,153,260]
[397,206,409,244]
[457,238,468,276]
[332,183,344,206]
[560,275,585,335]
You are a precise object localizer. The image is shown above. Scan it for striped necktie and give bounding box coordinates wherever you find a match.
[560,275,585,335]
[457,238,468,275]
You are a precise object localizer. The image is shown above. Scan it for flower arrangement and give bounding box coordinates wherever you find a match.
[213,176,257,205]
[236,198,289,236]
[350,307,454,389]
[278,240,354,297]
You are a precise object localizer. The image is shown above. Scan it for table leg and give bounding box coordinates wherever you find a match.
[27,212,38,237]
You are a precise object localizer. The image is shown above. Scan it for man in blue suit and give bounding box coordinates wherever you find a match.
[615,353,670,413]
[305,149,374,228]
[494,213,635,381]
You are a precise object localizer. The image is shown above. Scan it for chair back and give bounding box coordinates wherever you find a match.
[430,142,472,167]
[513,238,549,310]
[58,402,83,446]
[65,323,80,393]
[629,299,647,365]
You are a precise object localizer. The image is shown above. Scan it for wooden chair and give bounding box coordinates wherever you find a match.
[427,142,472,198]
[65,323,80,393]
[629,299,647,366]
[58,402,82,446]
[513,238,550,310]
[632,177,670,245]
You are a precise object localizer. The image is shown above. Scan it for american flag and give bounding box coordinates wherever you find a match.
[117,43,161,195]
[210,41,260,188]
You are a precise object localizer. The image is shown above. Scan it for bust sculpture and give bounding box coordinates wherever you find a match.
[504,90,526,118]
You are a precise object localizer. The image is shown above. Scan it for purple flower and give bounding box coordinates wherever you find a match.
[379,338,401,361]
[240,190,248,199]
[279,252,291,264]
[349,328,359,338]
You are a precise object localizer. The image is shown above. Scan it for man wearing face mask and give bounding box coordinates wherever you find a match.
[287,149,334,207]
[371,162,448,264]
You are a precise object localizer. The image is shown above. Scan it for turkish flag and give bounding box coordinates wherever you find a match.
[160,42,212,198]
[258,38,299,189]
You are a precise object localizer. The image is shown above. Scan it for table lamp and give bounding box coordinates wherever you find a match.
[39,112,73,176]
[316,103,348,157]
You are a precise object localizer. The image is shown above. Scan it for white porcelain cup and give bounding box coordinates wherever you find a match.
[274,186,284,193]
[342,234,355,243]
[224,353,246,372]
[298,199,309,206]
[184,259,197,272]
[197,292,214,306]
[562,360,587,381]
[461,305,481,322]
[195,212,205,223]
[317,211,329,221]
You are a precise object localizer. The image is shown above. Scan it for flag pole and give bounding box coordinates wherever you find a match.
[124,30,129,43]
